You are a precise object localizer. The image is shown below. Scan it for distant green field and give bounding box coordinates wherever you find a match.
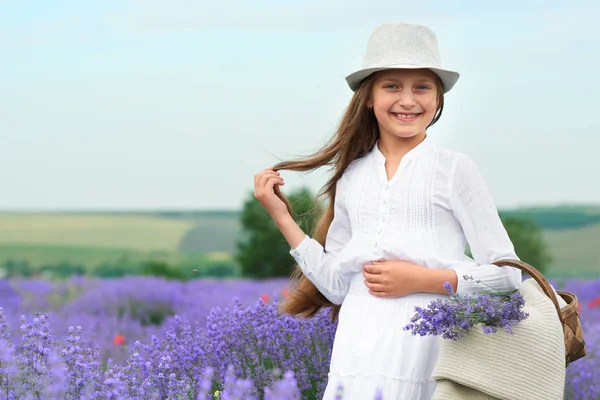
[501,204,600,230]
[0,212,238,271]
[543,224,600,278]
[0,213,194,252]
[0,243,179,267]
[177,216,240,253]
[0,210,599,279]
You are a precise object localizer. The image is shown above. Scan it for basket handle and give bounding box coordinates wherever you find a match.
[492,259,563,324]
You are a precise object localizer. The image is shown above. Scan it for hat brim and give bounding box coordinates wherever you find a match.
[345,64,460,93]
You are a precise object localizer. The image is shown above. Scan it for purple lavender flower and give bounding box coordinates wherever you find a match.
[264,370,301,400]
[0,307,18,399]
[334,382,344,400]
[404,280,529,340]
[17,313,54,397]
[0,276,597,399]
[195,366,215,400]
[373,387,383,400]
[60,325,103,399]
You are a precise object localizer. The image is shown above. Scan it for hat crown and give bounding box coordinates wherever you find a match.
[363,22,442,69]
[344,22,459,93]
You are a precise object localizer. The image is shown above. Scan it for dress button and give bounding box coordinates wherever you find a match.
[374,241,379,248]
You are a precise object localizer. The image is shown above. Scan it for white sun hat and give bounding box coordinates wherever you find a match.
[345,22,460,93]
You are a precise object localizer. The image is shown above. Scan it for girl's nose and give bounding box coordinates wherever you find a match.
[396,94,416,108]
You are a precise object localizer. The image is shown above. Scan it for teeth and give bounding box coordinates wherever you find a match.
[393,113,419,118]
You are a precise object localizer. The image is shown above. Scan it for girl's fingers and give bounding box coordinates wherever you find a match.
[363,264,382,274]
[263,172,281,181]
[263,176,284,189]
[363,272,383,284]
[257,172,283,189]
[370,290,391,298]
[263,177,285,193]
[255,170,280,183]
[364,281,384,291]
[254,168,280,185]
[365,275,383,284]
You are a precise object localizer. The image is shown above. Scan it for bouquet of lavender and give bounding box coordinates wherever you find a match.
[403,275,529,340]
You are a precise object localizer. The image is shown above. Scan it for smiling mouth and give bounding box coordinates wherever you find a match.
[390,112,422,121]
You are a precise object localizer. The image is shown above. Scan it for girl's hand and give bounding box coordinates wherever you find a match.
[362,260,429,298]
[254,167,289,220]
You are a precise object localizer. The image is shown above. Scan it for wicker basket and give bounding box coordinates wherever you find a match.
[493,259,587,367]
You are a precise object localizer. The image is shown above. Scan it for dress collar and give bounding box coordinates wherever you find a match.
[372,135,433,163]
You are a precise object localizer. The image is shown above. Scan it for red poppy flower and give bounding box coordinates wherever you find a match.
[281,288,291,298]
[588,297,600,309]
[260,293,270,303]
[113,334,125,346]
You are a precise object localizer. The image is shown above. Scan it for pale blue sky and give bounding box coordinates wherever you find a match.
[1,0,598,210]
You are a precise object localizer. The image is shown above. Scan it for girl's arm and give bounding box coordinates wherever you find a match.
[447,154,522,296]
[275,171,353,305]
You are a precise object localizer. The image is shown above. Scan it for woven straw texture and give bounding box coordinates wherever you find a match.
[431,278,566,400]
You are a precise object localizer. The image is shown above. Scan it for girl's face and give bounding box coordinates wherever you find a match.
[367,68,439,140]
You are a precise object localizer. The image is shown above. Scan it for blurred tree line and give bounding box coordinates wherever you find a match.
[0,257,240,281]
[236,186,552,278]
[0,187,553,282]
[500,208,600,230]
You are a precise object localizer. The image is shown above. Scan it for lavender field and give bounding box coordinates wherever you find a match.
[0,276,598,399]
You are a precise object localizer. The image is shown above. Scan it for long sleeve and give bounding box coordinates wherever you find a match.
[288,169,353,305]
[449,154,522,296]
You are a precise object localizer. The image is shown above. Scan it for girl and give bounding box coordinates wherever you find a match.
[253,22,522,400]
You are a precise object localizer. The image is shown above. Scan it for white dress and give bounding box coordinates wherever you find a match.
[288,135,523,400]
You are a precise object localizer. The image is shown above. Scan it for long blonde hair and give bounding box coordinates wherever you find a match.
[274,71,445,321]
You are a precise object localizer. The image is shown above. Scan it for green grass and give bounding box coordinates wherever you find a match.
[543,224,600,278]
[1,210,599,279]
[0,212,240,272]
[0,243,179,267]
[505,204,600,213]
[500,205,600,230]
[0,213,194,252]
[177,222,241,253]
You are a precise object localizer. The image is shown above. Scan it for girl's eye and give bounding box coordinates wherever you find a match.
[384,84,398,89]
[416,85,431,90]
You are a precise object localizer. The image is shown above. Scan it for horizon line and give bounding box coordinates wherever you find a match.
[0,202,599,214]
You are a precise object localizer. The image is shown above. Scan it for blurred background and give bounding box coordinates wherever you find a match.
[1,0,599,281]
